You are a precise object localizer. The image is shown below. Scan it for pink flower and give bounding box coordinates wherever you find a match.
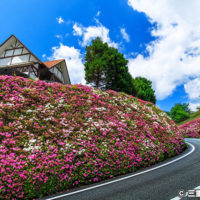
[0,121,3,127]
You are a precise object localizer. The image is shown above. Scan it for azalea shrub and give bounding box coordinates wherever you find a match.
[0,75,186,199]
[179,118,200,138]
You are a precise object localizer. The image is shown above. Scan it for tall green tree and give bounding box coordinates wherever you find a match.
[84,37,108,89]
[84,37,133,94]
[104,47,133,94]
[170,103,190,123]
[132,77,156,104]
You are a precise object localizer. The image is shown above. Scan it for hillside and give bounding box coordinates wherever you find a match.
[0,75,187,199]
[177,111,200,125]
[179,117,200,138]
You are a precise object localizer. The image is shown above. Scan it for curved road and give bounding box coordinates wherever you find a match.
[42,138,200,200]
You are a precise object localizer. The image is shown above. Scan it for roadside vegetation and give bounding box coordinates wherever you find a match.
[177,110,200,125]
[166,103,200,138]
[166,103,190,124]
[179,118,200,138]
[0,75,186,199]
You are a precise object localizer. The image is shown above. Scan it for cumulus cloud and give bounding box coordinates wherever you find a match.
[128,0,200,108]
[120,28,130,42]
[56,16,64,24]
[184,78,200,110]
[49,43,85,85]
[72,22,118,48]
[73,23,83,36]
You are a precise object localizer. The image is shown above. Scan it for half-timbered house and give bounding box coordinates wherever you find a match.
[0,35,71,84]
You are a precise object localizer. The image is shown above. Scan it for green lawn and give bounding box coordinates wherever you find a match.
[177,111,200,125]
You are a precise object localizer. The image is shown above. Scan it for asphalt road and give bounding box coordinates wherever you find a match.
[42,138,200,200]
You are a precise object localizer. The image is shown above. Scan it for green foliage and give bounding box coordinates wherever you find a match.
[84,37,133,94]
[103,47,133,94]
[170,103,190,123]
[132,77,156,104]
[165,111,171,116]
[196,106,200,111]
[85,37,108,89]
[178,110,200,125]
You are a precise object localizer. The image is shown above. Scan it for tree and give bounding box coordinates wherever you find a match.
[132,77,156,104]
[197,106,200,111]
[84,37,133,94]
[170,103,190,123]
[104,46,133,94]
[84,37,108,89]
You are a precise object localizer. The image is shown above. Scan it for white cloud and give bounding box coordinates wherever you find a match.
[96,11,101,17]
[56,16,64,24]
[72,22,118,48]
[184,78,200,100]
[49,43,85,85]
[184,78,200,110]
[55,35,63,40]
[73,23,83,36]
[120,28,130,42]
[188,102,200,111]
[128,0,200,107]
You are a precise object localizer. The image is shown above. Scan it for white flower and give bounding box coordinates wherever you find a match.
[19,95,25,102]
[6,103,14,106]
[87,117,93,122]
[44,117,53,121]
[30,139,36,143]
[95,107,106,111]
[26,110,34,113]
[77,149,85,155]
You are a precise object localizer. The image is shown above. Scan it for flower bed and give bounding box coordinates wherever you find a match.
[0,75,186,199]
[179,118,200,138]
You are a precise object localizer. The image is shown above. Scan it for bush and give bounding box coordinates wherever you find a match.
[179,118,200,138]
[0,75,186,199]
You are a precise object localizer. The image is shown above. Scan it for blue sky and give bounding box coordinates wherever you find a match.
[1,0,200,111]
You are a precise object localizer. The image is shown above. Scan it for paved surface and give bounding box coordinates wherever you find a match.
[41,138,200,200]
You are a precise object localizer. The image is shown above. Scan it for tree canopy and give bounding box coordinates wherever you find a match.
[132,77,156,104]
[169,103,190,123]
[84,37,133,94]
[84,37,108,89]
[84,37,157,102]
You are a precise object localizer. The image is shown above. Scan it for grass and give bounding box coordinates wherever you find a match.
[177,110,200,125]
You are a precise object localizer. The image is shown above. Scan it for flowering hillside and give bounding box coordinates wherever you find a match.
[179,118,200,138]
[0,76,186,199]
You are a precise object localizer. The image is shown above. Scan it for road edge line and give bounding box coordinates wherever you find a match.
[45,142,195,200]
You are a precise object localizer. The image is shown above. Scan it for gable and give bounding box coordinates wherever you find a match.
[0,35,41,67]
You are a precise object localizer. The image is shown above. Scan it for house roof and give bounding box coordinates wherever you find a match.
[0,34,42,64]
[43,59,64,69]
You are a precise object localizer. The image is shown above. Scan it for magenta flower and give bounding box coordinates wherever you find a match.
[0,75,186,199]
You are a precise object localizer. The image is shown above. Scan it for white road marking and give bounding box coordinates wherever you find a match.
[45,142,195,200]
[170,192,189,200]
[170,197,180,200]
[186,138,200,140]
[170,186,200,200]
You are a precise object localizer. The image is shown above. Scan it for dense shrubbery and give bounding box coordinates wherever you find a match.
[179,118,200,138]
[0,76,186,199]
